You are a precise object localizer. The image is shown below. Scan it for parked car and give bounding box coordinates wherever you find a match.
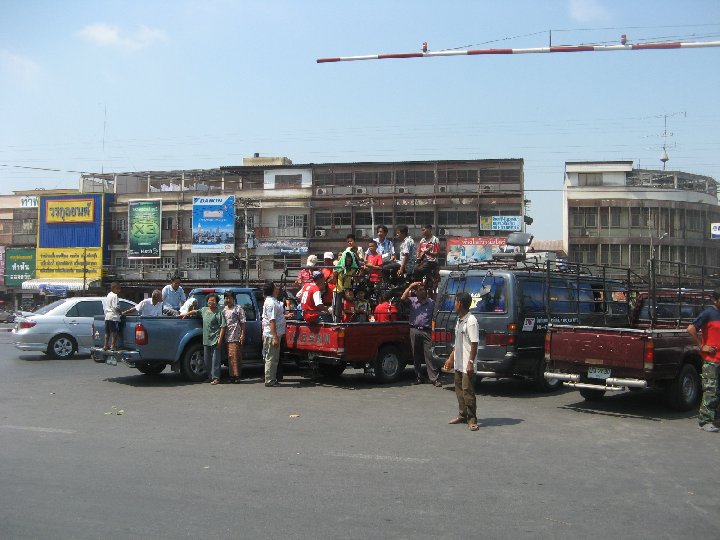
[0,310,15,323]
[14,296,135,359]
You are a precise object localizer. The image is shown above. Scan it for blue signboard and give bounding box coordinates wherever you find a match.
[191,196,236,253]
[712,223,720,239]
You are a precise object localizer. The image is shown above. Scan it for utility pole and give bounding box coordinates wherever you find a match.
[235,198,260,287]
[82,248,87,292]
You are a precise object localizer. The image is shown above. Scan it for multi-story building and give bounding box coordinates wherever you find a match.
[0,157,526,303]
[564,161,720,278]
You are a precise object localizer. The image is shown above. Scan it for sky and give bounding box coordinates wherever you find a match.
[2,0,719,240]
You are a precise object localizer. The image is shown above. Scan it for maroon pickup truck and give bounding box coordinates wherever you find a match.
[543,292,707,411]
[283,321,411,382]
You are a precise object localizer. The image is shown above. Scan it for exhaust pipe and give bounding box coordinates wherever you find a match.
[544,372,579,382]
[606,377,647,388]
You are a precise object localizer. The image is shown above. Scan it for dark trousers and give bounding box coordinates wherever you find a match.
[410,328,438,382]
[454,371,477,424]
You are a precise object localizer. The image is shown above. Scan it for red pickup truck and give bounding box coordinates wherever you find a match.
[543,291,707,411]
[283,321,411,382]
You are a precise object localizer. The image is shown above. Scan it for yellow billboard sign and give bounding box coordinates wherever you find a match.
[35,248,102,279]
[45,198,95,224]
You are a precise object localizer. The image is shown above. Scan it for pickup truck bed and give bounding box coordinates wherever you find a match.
[545,324,702,411]
[283,321,411,382]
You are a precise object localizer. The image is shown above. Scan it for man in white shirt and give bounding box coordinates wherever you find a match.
[122,289,164,317]
[262,281,286,387]
[444,291,480,431]
[103,281,122,351]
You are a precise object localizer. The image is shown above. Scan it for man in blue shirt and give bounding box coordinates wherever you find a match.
[374,225,395,259]
[162,276,186,311]
[401,281,439,386]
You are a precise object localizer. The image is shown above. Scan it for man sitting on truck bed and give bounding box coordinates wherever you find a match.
[687,287,720,433]
[298,271,331,323]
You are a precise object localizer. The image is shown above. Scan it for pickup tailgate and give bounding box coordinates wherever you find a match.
[548,325,648,374]
[285,323,344,354]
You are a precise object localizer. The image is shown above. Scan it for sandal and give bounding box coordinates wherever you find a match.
[468,423,479,431]
[448,416,466,425]
[210,379,220,385]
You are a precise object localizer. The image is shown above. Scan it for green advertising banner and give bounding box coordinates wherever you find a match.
[5,248,36,287]
[128,199,162,259]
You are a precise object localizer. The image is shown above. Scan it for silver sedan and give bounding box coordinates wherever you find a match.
[14,296,134,359]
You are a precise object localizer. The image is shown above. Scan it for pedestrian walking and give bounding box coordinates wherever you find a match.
[262,281,286,387]
[444,292,480,431]
[687,287,720,432]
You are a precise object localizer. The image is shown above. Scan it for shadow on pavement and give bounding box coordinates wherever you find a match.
[479,417,524,428]
[559,389,698,422]
[17,354,91,362]
[474,377,577,399]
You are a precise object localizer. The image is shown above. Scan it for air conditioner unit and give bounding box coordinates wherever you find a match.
[314,229,326,237]
[439,228,449,236]
[316,188,328,195]
[354,187,366,194]
[355,229,367,238]
[179,271,189,279]
[437,186,447,193]
[397,187,408,194]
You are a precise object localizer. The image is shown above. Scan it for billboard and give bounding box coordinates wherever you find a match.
[254,239,309,256]
[191,196,235,254]
[5,248,35,287]
[36,194,105,279]
[712,223,720,239]
[128,199,162,259]
[480,216,522,231]
[446,237,507,265]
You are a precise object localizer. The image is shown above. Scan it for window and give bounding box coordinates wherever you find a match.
[67,300,104,317]
[278,215,306,228]
[274,174,302,189]
[438,211,477,226]
[334,172,352,186]
[571,244,597,265]
[405,170,435,185]
[578,173,602,186]
[521,281,545,313]
[442,169,478,183]
[570,207,597,229]
[355,172,376,186]
[687,210,703,232]
[236,292,257,321]
[315,212,351,227]
[315,173,332,186]
[161,256,175,269]
[549,280,574,314]
[273,255,301,270]
[610,207,622,227]
[111,216,127,231]
[355,212,393,227]
[161,216,176,230]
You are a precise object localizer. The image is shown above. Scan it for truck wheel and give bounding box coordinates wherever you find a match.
[579,388,606,401]
[318,364,346,378]
[665,363,701,412]
[136,363,167,375]
[374,346,405,383]
[47,335,76,359]
[180,342,207,382]
[534,358,562,393]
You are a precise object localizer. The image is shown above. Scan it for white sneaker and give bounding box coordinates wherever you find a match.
[699,423,720,433]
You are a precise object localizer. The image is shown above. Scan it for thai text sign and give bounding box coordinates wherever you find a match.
[446,237,507,265]
[480,216,522,231]
[128,199,162,258]
[45,198,95,223]
[255,239,309,256]
[192,196,236,254]
[5,248,36,287]
[36,248,102,279]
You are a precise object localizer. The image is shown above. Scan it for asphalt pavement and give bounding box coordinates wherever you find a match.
[1,332,719,540]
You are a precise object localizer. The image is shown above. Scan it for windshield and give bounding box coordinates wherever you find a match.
[33,299,67,315]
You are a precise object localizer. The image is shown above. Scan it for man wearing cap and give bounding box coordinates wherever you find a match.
[298,271,331,323]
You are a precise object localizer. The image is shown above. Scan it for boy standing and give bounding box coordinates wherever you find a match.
[687,288,720,432]
[104,281,122,351]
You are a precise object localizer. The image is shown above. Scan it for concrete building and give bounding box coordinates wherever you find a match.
[563,161,720,278]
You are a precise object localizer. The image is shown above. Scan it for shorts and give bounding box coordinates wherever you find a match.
[105,320,120,335]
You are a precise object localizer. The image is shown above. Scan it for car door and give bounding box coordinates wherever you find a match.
[235,292,263,361]
[65,300,104,349]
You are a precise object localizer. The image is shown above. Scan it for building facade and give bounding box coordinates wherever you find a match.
[563,161,720,278]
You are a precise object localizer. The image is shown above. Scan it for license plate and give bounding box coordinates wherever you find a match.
[588,367,611,380]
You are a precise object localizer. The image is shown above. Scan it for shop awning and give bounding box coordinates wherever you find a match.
[21,279,100,293]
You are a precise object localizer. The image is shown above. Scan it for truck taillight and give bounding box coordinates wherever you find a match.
[485,333,515,346]
[432,330,453,343]
[337,328,345,348]
[135,323,148,345]
[644,338,654,370]
[544,332,551,360]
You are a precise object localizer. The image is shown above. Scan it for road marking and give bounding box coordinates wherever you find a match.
[0,424,77,434]
[325,451,430,464]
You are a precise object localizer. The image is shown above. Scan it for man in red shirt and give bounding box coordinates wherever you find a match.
[374,293,398,322]
[364,240,383,284]
[298,271,331,323]
[688,288,720,432]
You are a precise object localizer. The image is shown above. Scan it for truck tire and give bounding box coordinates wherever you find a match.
[374,346,405,383]
[180,342,207,382]
[579,388,606,401]
[534,358,562,393]
[318,364,346,378]
[47,335,77,359]
[136,363,167,375]
[665,363,701,412]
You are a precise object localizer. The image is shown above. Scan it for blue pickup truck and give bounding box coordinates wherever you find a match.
[90,287,264,381]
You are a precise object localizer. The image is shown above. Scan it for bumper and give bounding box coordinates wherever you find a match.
[545,371,648,391]
[90,347,141,367]
[14,341,49,353]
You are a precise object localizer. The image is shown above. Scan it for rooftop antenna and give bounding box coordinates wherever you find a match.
[659,111,686,170]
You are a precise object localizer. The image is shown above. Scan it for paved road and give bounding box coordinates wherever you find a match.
[1,332,719,540]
